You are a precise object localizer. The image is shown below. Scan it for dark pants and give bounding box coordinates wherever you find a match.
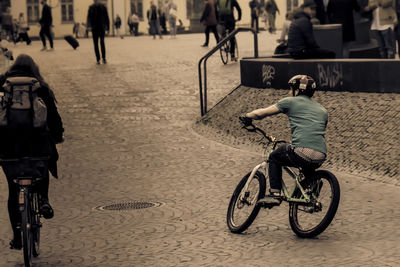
[2,24,15,43]
[133,23,139,36]
[16,33,31,45]
[204,25,219,45]
[92,30,106,61]
[251,15,259,32]
[268,144,324,192]
[40,25,53,48]
[3,162,49,238]
[373,28,395,59]
[291,48,336,59]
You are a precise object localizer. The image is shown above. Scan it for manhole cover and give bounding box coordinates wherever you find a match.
[96,201,163,211]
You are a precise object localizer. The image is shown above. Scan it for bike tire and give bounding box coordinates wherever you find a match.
[227,171,266,233]
[32,193,40,257]
[220,42,229,65]
[21,190,33,267]
[289,170,340,238]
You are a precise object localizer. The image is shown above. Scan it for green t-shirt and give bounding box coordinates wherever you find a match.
[276,95,328,154]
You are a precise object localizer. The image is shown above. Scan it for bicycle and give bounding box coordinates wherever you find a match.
[1,157,48,267]
[226,120,340,238]
[219,24,239,64]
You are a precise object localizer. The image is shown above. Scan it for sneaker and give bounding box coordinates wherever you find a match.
[96,60,100,65]
[39,200,54,219]
[40,47,47,51]
[201,43,208,47]
[231,55,238,62]
[102,58,107,64]
[257,193,282,207]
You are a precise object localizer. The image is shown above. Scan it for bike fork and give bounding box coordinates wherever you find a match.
[240,161,268,199]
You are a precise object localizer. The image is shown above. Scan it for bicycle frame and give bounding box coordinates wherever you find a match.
[239,124,312,205]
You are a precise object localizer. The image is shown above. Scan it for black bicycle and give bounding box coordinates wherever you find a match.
[219,25,239,64]
[1,157,47,267]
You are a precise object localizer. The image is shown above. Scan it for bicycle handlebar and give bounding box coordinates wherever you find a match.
[239,117,286,146]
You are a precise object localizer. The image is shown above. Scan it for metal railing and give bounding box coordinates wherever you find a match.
[198,27,259,116]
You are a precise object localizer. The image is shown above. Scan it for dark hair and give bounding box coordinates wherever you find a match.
[8,54,48,87]
[8,54,55,100]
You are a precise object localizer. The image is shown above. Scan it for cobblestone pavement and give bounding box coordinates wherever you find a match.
[0,33,399,266]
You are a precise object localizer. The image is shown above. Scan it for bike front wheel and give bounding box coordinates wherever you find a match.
[21,191,33,267]
[227,171,266,233]
[289,170,340,238]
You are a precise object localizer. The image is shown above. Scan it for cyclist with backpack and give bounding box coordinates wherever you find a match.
[216,0,242,61]
[0,54,64,250]
[241,75,328,206]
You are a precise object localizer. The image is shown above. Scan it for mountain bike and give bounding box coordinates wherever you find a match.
[1,157,47,267]
[219,25,239,64]
[226,120,340,238]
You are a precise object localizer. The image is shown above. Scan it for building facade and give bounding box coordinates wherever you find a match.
[8,0,300,38]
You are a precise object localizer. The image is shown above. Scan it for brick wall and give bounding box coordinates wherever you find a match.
[194,86,400,184]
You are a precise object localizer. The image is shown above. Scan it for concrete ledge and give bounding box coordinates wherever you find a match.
[241,58,400,93]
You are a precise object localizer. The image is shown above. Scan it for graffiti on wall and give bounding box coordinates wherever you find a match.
[262,64,275,87]
[317,63,343,88]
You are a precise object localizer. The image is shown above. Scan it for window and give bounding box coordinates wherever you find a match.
[27,0,39,23]
[61,0,74,23]
[131,0,143,19]
[287,0,299,12]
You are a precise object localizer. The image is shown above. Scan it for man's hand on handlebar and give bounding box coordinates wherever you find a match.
[239,116,253,127]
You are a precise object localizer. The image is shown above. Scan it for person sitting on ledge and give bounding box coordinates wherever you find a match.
[287,0,335,59]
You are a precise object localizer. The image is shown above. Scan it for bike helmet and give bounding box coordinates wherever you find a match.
[288,74,317,97]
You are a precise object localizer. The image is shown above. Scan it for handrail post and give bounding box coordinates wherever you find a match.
[197,27,259,116]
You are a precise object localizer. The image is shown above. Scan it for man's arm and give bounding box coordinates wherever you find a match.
[245,104,280,120]
[233,0,242,20]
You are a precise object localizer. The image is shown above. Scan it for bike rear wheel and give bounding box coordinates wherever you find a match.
[219,42,229,64]
[289,170,340,238]
[21,191,33,267]
[227,171,266,233]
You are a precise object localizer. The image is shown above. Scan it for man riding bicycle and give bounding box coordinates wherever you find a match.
[216,0,242,61]
[242,75,328,205]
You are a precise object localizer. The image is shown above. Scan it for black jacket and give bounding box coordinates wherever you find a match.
[87,3,110,32]
[288,11,319,53]
[39,4,52,27]
[0,70,64,178]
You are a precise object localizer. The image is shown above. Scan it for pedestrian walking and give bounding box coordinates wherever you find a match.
[127,13,134,35]
[200,0,219,46]
[160,3,168,34]
[147,1,163,39]
[39,0,54,51]
[131,13,140,36]
[87,0,110,64]
[114,14,123,39]
[168,0,178,38]
[249,0,260,32]
[365,0,397,59]
[0,54,64,250]
[16,13,31,45]
[2,8,15,43]
[265,0,279,33]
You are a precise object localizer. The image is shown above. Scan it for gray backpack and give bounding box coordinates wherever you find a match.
[0,76,47,129]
